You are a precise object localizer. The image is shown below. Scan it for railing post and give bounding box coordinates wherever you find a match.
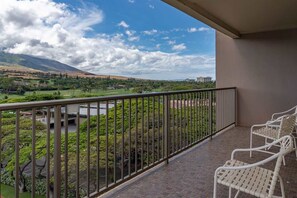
[54,105,62,198]
[164,95,169,164]
[209,91,213,139]
[234,87,237,126]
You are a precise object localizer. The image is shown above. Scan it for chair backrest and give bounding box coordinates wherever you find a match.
[294,106,297,123]
[278,113,296,138]
[268,135,293,197]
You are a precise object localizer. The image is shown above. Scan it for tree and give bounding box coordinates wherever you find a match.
[80,79,95,93]
[16,87,26,95]
[0,78,15,93]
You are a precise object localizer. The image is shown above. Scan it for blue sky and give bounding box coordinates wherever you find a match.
[57,0,215,55]
[0,0,215,80]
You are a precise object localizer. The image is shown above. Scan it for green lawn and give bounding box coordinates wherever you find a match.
[0,184,44,198]
[0,88,164,102]
[0,88,134,100]
[25,88,133,98]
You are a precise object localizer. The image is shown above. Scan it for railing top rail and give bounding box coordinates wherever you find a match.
[0,87,236,111]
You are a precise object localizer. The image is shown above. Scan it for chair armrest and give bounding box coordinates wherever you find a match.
[215,154,278,174]
[231,135,291,159]
[251,123,267,132]
[252,117,285,132]
[231,145,275,160]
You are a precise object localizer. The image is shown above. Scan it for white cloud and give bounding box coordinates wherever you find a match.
[125,30,139,41]
[187,27,210,33]
[125,30,134,37]
[149,5,155,9]
[168,40,176,45]
[172,43,186,51]
[118,20,129,28]
[128,0,135,3]
[143,29,158,35]
[128,36,139,42]
[0,0,214,80]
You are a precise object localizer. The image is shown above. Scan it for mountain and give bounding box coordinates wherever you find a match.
[0,52,88,74]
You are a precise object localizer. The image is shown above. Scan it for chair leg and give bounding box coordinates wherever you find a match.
[250,132,253,157]
[265,137,268,150]
[213,177,217,198]
[229,187,232,198]
[234,190,240,198]
[292,135,297,159]
[282,156,286,166]
[279,175,286,198]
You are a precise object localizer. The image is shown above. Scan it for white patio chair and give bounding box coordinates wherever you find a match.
[271,105,297,123]
[267,105,297,131]
[214,135,293,198]
[250,113,297,163]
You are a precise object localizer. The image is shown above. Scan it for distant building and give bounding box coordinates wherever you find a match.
[185,78,195,82]
[197,76,212,83]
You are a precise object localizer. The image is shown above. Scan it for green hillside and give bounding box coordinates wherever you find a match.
[0,52,87,74]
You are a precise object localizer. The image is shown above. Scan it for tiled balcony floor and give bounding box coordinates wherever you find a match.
[102,127,297,198]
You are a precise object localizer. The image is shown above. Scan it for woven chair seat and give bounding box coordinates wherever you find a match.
[252,127,278,140]
[216,160,274,198]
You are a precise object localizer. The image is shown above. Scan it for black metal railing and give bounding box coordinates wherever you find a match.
[0,87,236,197]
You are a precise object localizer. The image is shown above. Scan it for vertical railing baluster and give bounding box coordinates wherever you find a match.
[193,93,196,143]
[164,95,169,164]
[87,103,91,196]
[204,92,207,137]
[196,92,199,141]
[15,110,20,198]
[213,91,216,133]
[234,88,237,126]
[175,94,178,152]
[162,95,166,159]
[209,91,213,139]
[64,106,68,197]
[204,92,206,136]
[176,94,178,151]
[190,94,193,145]
[157,96,160,161]
[128,99,131,176]
[170,95,175,154]
[185,94,191,146]
[0,111,1,195]
[183,94,185,147]
[199,92,202,140]
[135,98,138,172]
[152,97,155,163]
[76,110,80,198]
[121,99,124,180]
[114,100,117,183]
[222,90,225,129]
[32,108,36,198]
[46,108,51,198]
[96,102,100,192]
[105,101,109,188]
[54,105,62,198]
[147,97,149,166]
[141,97,144,169]
[179,94,182,149]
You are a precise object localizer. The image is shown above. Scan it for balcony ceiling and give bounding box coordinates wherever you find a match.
[163,0,297,38]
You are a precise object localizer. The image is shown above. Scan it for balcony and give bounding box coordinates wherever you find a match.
[103,127,297,198]
[0,87,296,198]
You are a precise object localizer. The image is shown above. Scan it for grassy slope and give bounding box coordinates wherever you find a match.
[0,184,44,198]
